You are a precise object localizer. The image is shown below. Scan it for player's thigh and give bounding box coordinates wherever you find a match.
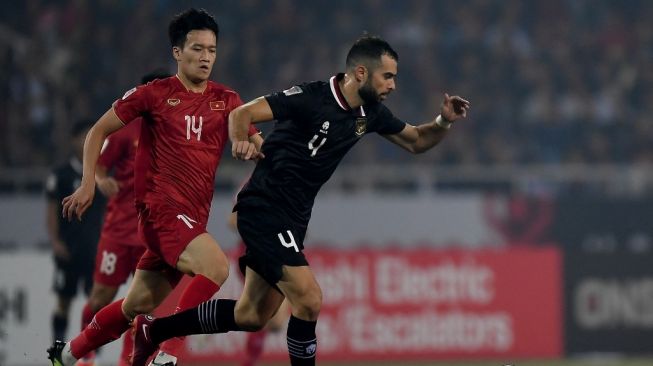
[122,269,173,318]
[236,267,285,327]
[176,233,229,280]
[277,265,322,318]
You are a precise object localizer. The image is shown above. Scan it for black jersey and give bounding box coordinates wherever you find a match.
[237,73,406,225]
[45,157,105,255]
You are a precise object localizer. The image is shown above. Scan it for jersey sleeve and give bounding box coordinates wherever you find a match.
[112,84,153,124]
[264,84,314,122]
[375,105,407,135]
[97,134,124,169]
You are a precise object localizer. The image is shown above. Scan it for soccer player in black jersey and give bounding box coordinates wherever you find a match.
[131,35,470,366]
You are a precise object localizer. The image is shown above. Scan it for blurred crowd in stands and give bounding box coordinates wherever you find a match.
[1,0,651,169]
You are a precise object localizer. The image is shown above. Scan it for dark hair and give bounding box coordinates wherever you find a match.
[346,35,398,71]
[72,119,94,137]
[168,8,219,48]
[141,69,172,84]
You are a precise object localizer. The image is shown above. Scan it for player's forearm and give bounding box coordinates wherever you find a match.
[81,125,110,188]
[228,107,252,143]
[95,165,109,181]
[411,116,451,153]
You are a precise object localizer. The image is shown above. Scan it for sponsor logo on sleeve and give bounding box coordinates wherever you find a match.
[121,87,137,100]
[283,86,303,96]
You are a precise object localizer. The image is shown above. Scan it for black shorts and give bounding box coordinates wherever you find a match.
[53,256,94,298]
[235,202,308,289]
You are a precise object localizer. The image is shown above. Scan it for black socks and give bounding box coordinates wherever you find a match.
[287,315,317,366]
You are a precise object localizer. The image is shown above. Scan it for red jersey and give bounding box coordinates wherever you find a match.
[97,119,141,245]
[113,76,252,225]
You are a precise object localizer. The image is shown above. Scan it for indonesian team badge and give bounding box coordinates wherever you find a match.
[355,117,367,137]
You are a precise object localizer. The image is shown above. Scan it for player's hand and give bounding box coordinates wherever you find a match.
[52,239,71,261]
[440,93,470,123]
[96,176,120,197]
[62,183,95,221]
[232,140,265,161]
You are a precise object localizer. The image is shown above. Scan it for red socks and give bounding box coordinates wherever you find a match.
[70,299,130,359]
[243,331,267,366]
[80,303,94,331]
[159,275,220,355]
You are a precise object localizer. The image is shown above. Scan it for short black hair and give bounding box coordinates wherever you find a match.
[72,119,94,137]
[168,8,219,48]
[141,69,172,84]
[346,35,398,71]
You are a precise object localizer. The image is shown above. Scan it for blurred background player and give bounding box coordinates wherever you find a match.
[77,70,171,366]
[46,120,105,344]
[228,181,291,366]
[47,8,262,366]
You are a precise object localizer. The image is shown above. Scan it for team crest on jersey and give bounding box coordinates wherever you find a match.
[122,87,137,100]
[210,100,225,110]
[283,86,302,96]
[355,117,367,137]
[167,98,181,106]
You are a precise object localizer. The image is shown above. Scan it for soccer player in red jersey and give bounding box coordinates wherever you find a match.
[47,8,262,366]
[76,71,171,366]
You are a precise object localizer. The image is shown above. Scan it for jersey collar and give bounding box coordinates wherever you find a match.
[330,74,366,117]
[174,74,209,95]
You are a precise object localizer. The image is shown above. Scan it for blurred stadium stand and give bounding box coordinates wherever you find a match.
[1,0,652,195]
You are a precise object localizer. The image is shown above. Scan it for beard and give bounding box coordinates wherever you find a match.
[358,80,381,105]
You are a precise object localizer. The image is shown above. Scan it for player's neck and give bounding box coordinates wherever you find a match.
[339,74,364,109]
[176,73,208,93]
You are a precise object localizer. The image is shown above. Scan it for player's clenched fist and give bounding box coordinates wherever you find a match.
[62,184,95,221]
[232,140,265,161]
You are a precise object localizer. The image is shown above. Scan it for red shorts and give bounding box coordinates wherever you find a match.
[93,236,146,287]
[135,203,206,286]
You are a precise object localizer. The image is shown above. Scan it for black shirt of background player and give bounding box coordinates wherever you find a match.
[237,73,405,225]
[45,157,105,260]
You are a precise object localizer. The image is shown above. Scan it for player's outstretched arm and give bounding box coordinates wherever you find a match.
[384,93,470,154]
[62,108,124,221]
[229,97,273,161]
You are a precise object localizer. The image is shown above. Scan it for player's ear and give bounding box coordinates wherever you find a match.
[354,65,367,83]
[172,46,182,61]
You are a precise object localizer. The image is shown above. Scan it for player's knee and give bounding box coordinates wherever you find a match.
[196,251,230,284]
[294,289,322,321]
[121,295,157,320]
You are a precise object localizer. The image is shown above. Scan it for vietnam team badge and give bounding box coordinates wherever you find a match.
[210,100,225,110]
[355,117,367,137]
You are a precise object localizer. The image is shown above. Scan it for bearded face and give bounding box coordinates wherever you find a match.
[357,78,382,105]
